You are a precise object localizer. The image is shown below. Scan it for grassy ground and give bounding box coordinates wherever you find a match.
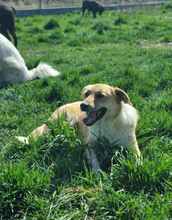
[1,4,172,219]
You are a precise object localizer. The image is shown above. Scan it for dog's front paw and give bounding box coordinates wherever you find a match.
[15,136,29,144]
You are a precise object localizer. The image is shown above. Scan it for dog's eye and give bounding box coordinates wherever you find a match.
[84,91,91,98]
[95,93,105,99]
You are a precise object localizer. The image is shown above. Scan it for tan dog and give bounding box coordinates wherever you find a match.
[17,84,141,171]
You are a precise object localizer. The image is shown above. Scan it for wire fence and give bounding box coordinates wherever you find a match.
[1,0,168,9]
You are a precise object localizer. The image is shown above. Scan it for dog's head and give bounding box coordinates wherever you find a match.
[80,84,131,126]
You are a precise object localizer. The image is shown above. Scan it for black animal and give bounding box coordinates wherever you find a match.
[82,0,104,18]
[0,2,17,47]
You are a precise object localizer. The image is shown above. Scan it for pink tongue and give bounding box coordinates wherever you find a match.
[90,111,97,120]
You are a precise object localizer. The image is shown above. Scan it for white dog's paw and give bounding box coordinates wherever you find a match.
[15,136,29,145]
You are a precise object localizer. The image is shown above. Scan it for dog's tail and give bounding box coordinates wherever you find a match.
[28,63,60,81]
[15,136,29,145]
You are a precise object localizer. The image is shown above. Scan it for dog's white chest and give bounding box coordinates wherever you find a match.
[88,121,130,147]
[87,103,138,147]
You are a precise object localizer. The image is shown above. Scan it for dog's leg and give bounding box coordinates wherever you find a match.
[82,7,86,16]
[133,144,141,158]
[93,11,96,18]
[10,29,17,47]
[8,15,17,47]
[1,29,12,43]
[131,143,141,161]
[85,148,100,172]
[126,133,141,158]
[128,136,142,164]
[29,124,49,141]
[16,124,49,144]
[17,108,63,144]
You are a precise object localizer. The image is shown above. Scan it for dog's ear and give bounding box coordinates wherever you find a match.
[114,87,131,104]
[81,88,85,97]
[81,85,91,98]
[81,87,87,98]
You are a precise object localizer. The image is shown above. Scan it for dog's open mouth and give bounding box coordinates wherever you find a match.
[83,107,107,126]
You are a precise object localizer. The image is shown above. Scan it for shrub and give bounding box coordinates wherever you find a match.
[44,19,60,30]
[92,22,111,34]
[114,16,127,25]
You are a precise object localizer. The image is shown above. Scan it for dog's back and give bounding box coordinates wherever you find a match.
[83,0,104,10]
[82,0,104,17]
[0,33,27,84]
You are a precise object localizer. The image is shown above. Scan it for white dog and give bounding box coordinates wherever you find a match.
[0,33,60,86]
[17,84,141,171]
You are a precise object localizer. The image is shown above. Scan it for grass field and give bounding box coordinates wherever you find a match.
[1,4,172,219]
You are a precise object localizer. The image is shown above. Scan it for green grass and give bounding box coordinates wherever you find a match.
[1,5,172,219]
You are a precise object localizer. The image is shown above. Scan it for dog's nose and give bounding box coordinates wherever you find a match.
[80,103,89,112]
